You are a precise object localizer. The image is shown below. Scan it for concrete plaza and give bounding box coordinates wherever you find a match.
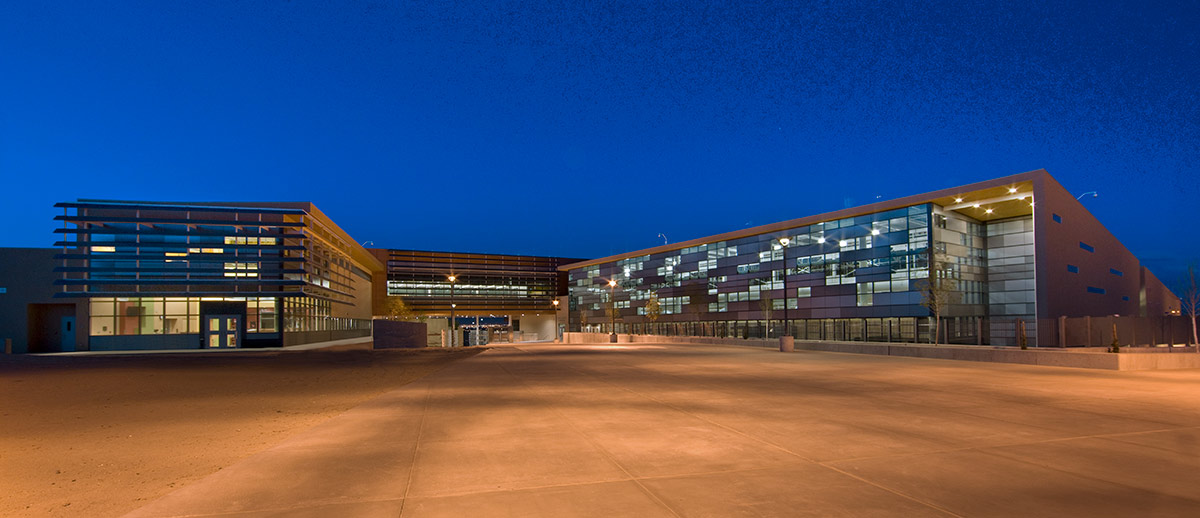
[128,343,1200,517]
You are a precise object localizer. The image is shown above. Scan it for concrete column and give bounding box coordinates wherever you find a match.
[779,335,794,352]
[1085,316,1092,346]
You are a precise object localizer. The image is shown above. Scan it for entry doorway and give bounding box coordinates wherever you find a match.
[205,315,241,348]
[60,316,76,352]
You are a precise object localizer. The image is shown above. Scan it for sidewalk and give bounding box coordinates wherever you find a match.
[32,336,373,357]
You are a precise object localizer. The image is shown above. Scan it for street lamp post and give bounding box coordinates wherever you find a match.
[448,274,457,347]
[608,279,618,343]
[778,237,794,352]
[552,299,561,343]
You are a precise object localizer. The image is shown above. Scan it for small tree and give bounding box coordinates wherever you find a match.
[1109,321,1121,353]
[645,292,662,335]
[1181,264,1200,351]
[758,294,774,338]
[1018,319,1028,350]
[383,296,416,321]
[917,254,960,345]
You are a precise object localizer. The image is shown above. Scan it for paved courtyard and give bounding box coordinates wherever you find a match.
[128,343,1200,517]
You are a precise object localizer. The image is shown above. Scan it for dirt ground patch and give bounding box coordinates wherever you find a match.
[0,345,483,517]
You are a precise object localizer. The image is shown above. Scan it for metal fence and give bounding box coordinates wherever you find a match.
[1040,315,1196,348]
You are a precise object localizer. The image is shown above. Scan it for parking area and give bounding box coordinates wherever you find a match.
[129,343,1200,517]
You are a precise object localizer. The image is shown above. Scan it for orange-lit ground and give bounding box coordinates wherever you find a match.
[0,345,482,517]
[8,342,1200,517]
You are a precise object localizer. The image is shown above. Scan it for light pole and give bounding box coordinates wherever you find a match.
[448,274,457,347]
[552,298,561,342]
[1076,191,1098,201]
[608,279,618,343]
[778,236,795,352]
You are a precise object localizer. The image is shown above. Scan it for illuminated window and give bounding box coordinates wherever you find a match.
[202,248,224,254]
[223,262,259,277]
[92,246,116,253]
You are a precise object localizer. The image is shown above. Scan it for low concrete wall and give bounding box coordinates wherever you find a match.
[374,320,427,349]
[282,329,372,347]
[561,333,1200,371]
[90,334,203,351]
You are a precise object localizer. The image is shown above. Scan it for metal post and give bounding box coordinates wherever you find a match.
[609,280,617,343]
[781,237,790,344]
[448,275,456,347]
[553,299,560,342]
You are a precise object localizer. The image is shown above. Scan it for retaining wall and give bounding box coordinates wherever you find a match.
[562,333,1200,371]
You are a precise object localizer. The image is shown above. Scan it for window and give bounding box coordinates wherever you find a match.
[1086,286,1105,294]
[1122,296,1130,301]
[1067,265,1078,273]
[1109,268,1123,276]
[736,263,760,274]
[1052,213,1062,223]
[1079,242,1094,253]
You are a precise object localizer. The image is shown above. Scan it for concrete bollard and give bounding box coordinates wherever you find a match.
[4,338,11,354]
[779,335,794,352]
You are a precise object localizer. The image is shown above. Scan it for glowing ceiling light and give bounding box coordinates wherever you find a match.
[1008,187,1018,193]
[817,237,826,244]
[871,229,880,236]
[972,204,981,208]
[985,208,994,214]
[954,197,963,203]
[839,240,848,247]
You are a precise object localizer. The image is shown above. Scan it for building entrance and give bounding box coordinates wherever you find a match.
[205,315,241,348]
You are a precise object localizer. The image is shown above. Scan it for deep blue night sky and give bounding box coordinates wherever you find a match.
[1,2,1196,283]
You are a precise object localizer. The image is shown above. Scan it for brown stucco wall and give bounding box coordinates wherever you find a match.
[1034,174,1178,325]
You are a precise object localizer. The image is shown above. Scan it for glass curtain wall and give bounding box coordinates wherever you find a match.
[89,297,278,336]
[569,205,940,342]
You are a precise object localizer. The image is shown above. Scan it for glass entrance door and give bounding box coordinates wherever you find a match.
[205,315,240,348]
